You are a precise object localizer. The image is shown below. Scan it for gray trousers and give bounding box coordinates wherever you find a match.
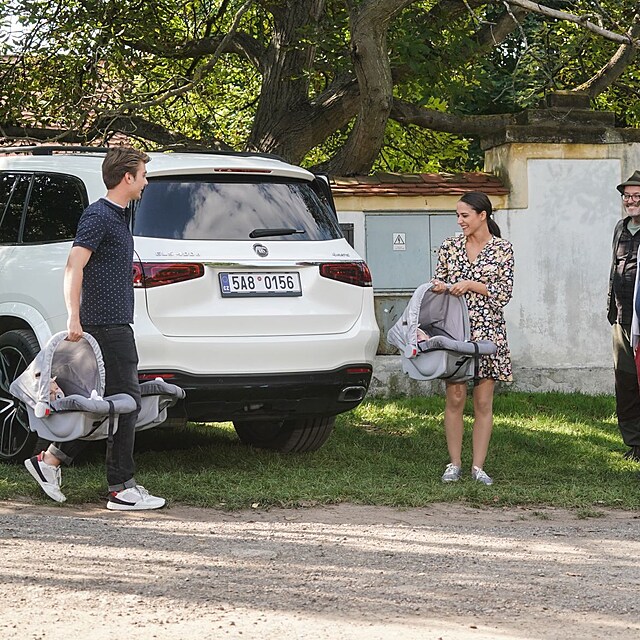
[612,323,640,447]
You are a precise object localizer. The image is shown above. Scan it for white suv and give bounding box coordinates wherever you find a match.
[0,147,379,462]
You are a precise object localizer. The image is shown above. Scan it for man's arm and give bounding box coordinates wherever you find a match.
[64,246,93,341]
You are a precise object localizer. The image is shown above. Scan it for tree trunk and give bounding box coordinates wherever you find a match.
[246,0,327,155]
[318,0,413,176]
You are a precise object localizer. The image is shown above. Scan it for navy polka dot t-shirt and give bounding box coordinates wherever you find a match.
[73,198,134,325]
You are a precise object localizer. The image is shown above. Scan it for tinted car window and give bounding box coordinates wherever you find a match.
[0,173,30,244]
[22,173,87,243]
[133,177,343,241]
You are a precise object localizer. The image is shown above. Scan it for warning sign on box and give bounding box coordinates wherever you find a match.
[393,232,406,251]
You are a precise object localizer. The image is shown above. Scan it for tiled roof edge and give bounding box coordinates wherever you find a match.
[330,172,508,196]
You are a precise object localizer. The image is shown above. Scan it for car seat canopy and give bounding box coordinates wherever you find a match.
[10,332,105,415]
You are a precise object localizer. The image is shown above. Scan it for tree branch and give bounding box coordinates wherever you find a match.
[117,0,255,112]
[0,116,232,151]
[92,116,233,150]
[475,6,527,53]
[573,21,640,97]
[503,0,640,46]
[391,98,515,135]
[0,124,86,144]
[123,32,264,71]
[319,0,415,175]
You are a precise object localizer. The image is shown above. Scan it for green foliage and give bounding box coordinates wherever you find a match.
[373,118,473,174]
[302,101,474,173]
[1,0,638,169]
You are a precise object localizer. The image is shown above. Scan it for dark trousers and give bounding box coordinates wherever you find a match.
[612,323,640,447]
[48,325,141,491]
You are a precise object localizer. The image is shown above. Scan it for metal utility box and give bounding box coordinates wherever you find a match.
[365,212,459,291]
[365,211,459,354]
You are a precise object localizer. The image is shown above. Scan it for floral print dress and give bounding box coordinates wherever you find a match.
[434,234,514,381]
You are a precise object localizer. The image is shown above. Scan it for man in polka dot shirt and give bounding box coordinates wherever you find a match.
[24,147,166,510]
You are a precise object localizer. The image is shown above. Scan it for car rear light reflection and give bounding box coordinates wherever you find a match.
[133,262,205,288]
[319,262,372,287]
[138,373,176,381]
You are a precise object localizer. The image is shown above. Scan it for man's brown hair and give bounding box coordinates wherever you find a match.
[102,147,150,190]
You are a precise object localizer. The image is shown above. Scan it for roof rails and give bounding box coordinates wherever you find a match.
[164,149,286,162]
[0,145,287,162]
[0,145,110,156]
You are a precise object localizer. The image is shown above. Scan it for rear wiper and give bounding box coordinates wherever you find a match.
[249,227,305,239]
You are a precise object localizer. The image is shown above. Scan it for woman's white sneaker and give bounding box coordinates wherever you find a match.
[106,485,166,511]
[24,452,66,503]
[441,463,462,483]
[471,466,493,485]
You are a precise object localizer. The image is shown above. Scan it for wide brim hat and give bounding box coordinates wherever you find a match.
[617,170,640,194]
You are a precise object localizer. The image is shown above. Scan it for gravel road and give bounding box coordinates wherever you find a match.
[1,501,639,640]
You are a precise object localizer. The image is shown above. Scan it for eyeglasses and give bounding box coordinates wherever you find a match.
[622,193,640,203]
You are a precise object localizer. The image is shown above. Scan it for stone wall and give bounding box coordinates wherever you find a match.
[368,356,613,398]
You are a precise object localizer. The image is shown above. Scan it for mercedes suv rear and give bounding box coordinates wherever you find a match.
[0,147,379,461]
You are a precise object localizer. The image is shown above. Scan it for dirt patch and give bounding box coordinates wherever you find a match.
[1,500,639,639]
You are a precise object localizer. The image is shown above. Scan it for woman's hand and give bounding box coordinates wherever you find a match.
[448,280,474,296]
[430,279,448,294]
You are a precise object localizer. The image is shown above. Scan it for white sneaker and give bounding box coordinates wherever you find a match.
[441,463,462,483]
[107,485,166,511]
[471,466,493,486]
[24,452,66,503]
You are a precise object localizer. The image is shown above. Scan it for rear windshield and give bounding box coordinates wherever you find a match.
[133,176,342,241]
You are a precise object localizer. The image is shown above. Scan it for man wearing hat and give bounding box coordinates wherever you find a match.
[608,170,640,461]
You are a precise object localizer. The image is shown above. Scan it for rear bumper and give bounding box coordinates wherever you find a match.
[140,364,373,422]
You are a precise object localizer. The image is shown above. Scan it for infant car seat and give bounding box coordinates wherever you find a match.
[387,282,497,382]
[10,332,185,441]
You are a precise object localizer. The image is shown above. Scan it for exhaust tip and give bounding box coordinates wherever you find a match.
[338,386,366,402]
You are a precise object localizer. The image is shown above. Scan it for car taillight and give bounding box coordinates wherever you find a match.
[133,262,205,288]
[346,366,372,375]
[319,262,372,287]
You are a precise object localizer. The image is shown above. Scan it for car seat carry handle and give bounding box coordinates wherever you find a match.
[472,341,480,382]
[105,399,115,462]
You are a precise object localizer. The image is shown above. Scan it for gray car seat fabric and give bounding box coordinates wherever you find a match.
[387,283,497,382]
[9,332,185,441]
[32,393,138,442]
[138,379,186,430]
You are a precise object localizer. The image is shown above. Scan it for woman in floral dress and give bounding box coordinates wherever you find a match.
[431,191,514,486]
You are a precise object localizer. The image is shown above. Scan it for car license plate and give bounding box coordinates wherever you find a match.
[219,272,302,297]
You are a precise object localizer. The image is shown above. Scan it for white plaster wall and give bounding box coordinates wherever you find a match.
[497,158,621,369]
[621,145,640,180]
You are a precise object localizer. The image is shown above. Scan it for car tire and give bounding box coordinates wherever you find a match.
[0,329,41,463]
[233,415,335,453]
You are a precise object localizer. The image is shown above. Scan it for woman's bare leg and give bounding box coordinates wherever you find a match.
[471,378,495,469]
[444,382,467,466]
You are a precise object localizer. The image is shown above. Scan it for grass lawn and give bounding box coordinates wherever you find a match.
[1,392,639,510]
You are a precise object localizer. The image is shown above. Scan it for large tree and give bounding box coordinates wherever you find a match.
[1,0,638,174]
